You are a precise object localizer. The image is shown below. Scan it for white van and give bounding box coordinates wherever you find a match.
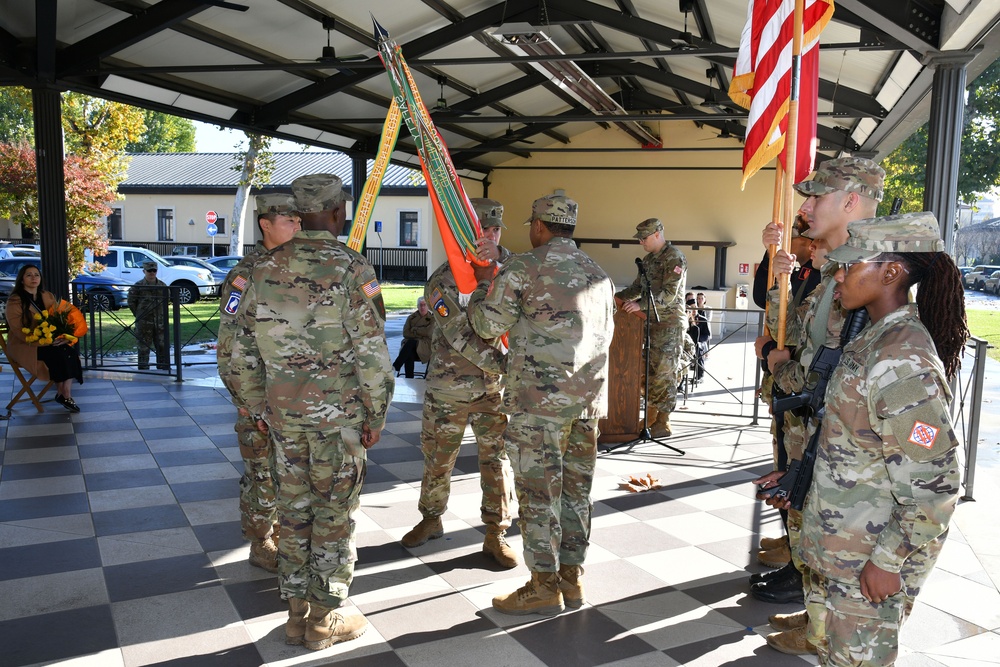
[89,246,218,303]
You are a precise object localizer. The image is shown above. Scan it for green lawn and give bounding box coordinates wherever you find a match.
[382,282,426,313]
[967,309,1000,363]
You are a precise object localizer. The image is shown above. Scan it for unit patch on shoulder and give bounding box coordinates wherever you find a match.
[907,421,939,450]
[362,279,381,299]
[224,290,242,315]
[430,288,448,317]
[673,265,683,275]
[231,274,248,292]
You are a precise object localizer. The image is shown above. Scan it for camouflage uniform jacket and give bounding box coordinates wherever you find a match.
[766,261,848,395]
[615,242,687,332]
[425,260,504,400]
[799,304,959,585]
[467,236,615,419]
[402,309,434,362]
[218,242,267,406]
[228,230,394,432]
[127,277,168,323]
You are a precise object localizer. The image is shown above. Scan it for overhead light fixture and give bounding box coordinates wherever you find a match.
[488,26,660,147]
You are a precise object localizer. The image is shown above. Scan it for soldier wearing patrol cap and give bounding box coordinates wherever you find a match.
[754,156,887,655]
[127,260,168,370]
[796,212,966,666]
[227,173,392,650]
[217,193,301,575]
[468,193,615,616]
[615,217,688,438]
[401,197,518,570]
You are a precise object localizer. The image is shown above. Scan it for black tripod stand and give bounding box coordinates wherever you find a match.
[603,259,685,456]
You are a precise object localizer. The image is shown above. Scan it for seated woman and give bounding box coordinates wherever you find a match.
[6,265,86,412]
[392,296,434,378]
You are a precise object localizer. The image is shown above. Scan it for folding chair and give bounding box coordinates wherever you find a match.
[0,321,54,412]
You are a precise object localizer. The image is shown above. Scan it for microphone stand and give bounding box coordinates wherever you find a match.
[603,258,685,456]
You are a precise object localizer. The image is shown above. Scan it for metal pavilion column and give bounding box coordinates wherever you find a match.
[32,87,71,300]
[923,51,976,254]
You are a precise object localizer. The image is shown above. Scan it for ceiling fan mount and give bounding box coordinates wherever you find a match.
[431,76,480,116]
[316,16,367,64]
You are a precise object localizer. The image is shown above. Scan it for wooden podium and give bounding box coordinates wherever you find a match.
[598,309,644,444]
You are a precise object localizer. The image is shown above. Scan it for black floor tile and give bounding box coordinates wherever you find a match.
[211,433,239,448]
[154,448,229,467]
[0,492,90,521]
[597,490,673,514]
[172,478,239,502]
[1,458,82,481]
[77,440,150,459]
[1,604,118,667]
[73,418,141,434]
[363,464,401,485]
[188,412,239,425]
[127,406,191,418]
[224,577,284,621]
[104,552,220,602]
[85,468,166,492]
[92,504,189,536]
[192,520,244,552]
[391,401,424,412]
[139,425,207,440]
[0,537,101,581]
[367,446,421,465]
[393,431,422,447]
[386,411,420,423]
[507,607,657,666]
[663,629,802,665]
[3,433,78,450]
[6,412,70,426]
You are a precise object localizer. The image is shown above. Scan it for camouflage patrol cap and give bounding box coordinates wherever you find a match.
[471,197,506,229]
[142,261,157,271]
[633,218,663,239]
[525,194,578,226]
[255,193,296,218]
[290,173,354,213]
[793,156,885,202]
[826,212,944,263]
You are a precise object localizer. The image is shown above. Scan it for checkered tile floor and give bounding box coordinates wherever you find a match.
[1,329,998,666]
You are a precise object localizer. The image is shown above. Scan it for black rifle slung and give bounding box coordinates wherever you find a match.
[763,307,870,510]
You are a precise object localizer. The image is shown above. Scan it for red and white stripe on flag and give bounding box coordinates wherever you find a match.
[729,0,834,189]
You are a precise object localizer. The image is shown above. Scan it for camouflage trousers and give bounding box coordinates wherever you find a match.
[504,413,598,572]
[236,413,277,542]
[136,321,168,369]
[418,388,513,530]
[271,426,367,608]
[647,324,687,414]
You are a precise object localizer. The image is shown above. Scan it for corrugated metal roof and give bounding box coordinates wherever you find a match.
[120,152,424,189]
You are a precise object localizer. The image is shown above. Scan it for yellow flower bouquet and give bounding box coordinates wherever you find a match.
[22,299,88,346]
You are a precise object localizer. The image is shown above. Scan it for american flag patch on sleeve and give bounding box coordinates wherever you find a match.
[231,275,248,292]
[362,279,381,298]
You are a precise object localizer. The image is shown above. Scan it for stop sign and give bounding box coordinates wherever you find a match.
[206,210,218,224]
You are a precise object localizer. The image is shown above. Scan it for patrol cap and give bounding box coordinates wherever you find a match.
[291,173,353,214]
[633,218,663,239]
[142,261,158,271]
[826,212,944,263]
[524,194,578,226]
[471,197,506,229]
[255,193,296,218]
[793,156,885,202]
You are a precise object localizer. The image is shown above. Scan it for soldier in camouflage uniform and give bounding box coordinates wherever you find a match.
[228,173,394,651]
[217,193,301,573]
[755,157,884,654]
[798,213,965,666]
[127,261,168,370]
[615,218,687,437]
[468,194,615,616]
[401,198,517,569]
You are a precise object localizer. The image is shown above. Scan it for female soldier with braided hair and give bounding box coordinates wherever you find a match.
[797,212,968,667]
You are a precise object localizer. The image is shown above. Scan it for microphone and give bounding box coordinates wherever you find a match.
[635,257,646,277]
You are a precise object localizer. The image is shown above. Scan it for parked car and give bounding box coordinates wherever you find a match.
[87,246,218,304]
[0,258,130,317]
[205,255,243,271]
[163,256,228,284]
[964,265,1000,290]
[0,247,41,259]
[984,270,1000,295]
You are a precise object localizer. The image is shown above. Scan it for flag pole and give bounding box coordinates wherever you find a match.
[776,0,804,350]
[765,159,784,335]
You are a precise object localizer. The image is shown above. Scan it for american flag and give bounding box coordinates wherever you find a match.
[362,279,381,299]
[231,275,247,292]
[729,0,834,188]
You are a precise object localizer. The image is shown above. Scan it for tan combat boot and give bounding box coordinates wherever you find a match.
[303,605,369,651]
[758,535,785,551]
[757,540,791,568]
[649,411,672,438]
[401,516,443,548]
[249,537,278,573]
[768,609,808,632]
[645,406,659,427]
[558,564,585,609]
[285,598,309,645]
[765,626,817,655]
[483,528,519,568]
[492,571,564,616]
